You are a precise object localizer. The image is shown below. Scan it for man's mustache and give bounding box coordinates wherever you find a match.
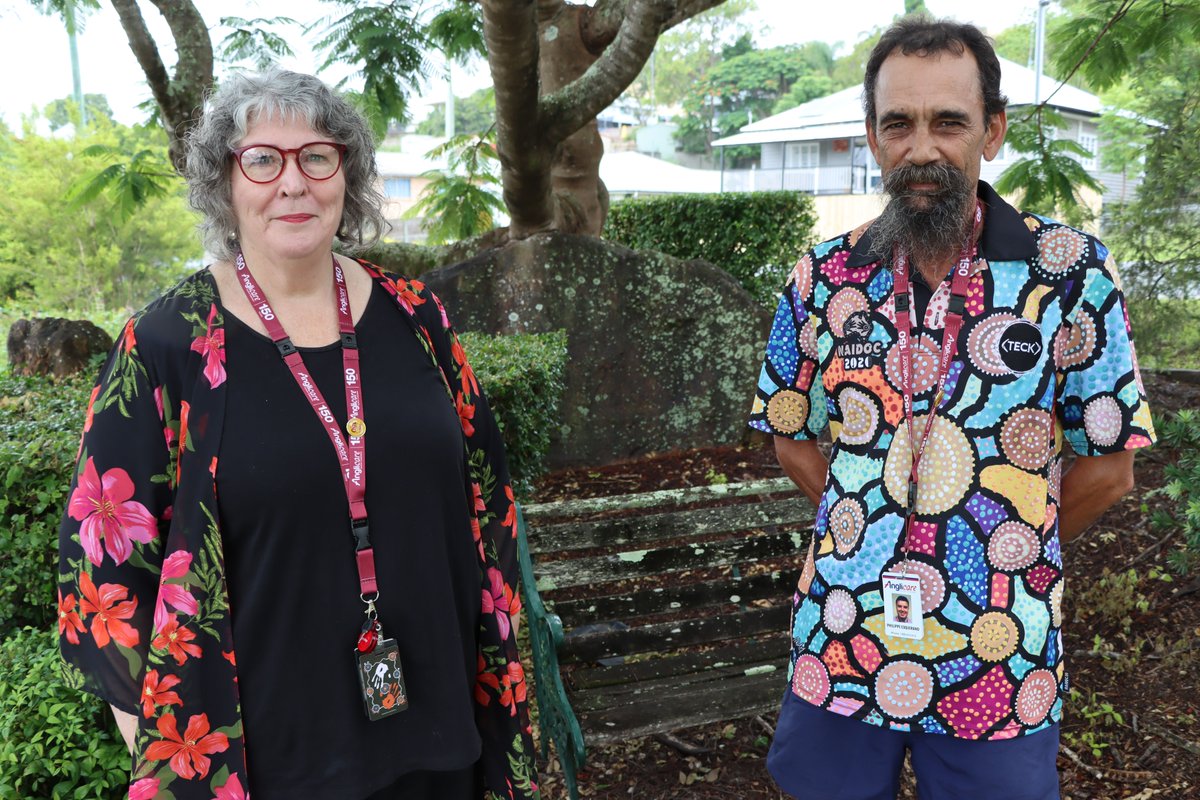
[883,163,967,197]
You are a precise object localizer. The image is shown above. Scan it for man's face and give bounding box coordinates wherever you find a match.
[867,49,1006,201]
[895,598,910,622]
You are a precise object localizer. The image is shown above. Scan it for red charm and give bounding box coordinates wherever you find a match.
[356,627,378,653]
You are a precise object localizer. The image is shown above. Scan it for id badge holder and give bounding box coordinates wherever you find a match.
[356,625,409,721]
[882,570,924,640]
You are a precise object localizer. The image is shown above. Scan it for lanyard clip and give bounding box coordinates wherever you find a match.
[351,518,371,551]
[906,481,918,516]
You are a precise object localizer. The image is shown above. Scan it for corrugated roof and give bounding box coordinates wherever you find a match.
[599,151,721,195]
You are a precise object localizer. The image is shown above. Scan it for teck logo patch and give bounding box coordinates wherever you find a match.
[998,320,1043,373]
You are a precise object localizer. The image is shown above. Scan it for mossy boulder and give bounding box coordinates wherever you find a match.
[421,232,772,467]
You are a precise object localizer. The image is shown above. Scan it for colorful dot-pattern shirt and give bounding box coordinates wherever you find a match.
[748,183,1155,740]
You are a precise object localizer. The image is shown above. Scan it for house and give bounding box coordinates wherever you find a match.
[711,57,1131,237]
[374,135,449,242]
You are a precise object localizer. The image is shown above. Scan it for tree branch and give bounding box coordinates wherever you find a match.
[483,0,557,235]
[108,0,213,172]
[586,0,724,48]
[540,0,679,144]
[109,0,171,112]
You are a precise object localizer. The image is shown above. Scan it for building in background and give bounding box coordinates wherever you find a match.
[710,57,1130,236]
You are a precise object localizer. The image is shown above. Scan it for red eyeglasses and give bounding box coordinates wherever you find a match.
[230,142,348,183]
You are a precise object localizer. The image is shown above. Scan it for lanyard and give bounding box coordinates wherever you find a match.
[234,252,378,600]
[892,202,982,556]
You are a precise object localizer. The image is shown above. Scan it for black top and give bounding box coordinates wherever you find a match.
[216,280,482,799]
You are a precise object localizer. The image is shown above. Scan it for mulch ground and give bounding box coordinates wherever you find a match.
[524,373,1200,800]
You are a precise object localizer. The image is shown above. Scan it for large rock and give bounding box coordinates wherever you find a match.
[422,233,772,468]
[7,318,113,378]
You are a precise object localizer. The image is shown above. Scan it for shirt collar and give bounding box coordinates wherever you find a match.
[845,180,1038,268]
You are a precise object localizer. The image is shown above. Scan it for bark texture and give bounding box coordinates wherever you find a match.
[483,0,726,238]
[109,0,214,173]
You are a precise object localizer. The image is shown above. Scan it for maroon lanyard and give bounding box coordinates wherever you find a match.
[234,252,377,599]
[892,202,982,553]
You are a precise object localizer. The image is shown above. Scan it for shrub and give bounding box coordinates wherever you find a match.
[460,330,568,496]
[1152,409,1200,573]
[0,368,93,633]
[0,627,128,800]
[604,191,818,307]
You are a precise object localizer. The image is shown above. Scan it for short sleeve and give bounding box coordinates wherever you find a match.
[1055,250,1156,456]
[57,317,172,715]
[748,263,828,440]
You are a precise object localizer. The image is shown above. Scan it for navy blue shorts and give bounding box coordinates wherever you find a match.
[766,690,1061,800]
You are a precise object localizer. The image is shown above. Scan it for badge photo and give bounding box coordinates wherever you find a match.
[882,571,924,640]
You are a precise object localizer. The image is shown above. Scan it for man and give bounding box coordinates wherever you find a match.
[748,17,1155,800]
[893,595,910,624]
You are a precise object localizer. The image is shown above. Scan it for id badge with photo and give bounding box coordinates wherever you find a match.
[881,571,924,640]
[356,638,409,721]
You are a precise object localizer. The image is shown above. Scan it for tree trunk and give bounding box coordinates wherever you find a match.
[483,0,727,239]
[109,0,213,173]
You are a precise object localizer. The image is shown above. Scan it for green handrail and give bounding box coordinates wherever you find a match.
[516,504,587,800]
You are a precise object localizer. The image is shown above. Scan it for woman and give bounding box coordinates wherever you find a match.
[57,69,538,800]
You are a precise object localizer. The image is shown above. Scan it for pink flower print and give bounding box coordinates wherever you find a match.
[482,567,511,641]
[154,551,198,633]
[68,457,157,566]
[155,386,177,448]
[128,777,160,800]
[190,304,226,388]
[211,773,247,800]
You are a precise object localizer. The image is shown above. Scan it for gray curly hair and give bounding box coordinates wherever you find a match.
[184,68,388,260]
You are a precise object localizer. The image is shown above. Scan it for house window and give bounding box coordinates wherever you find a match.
[1077,133,1098,170]
[786,142,819,168]
[384,178,412,199]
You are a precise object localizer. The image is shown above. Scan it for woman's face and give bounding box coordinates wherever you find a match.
[230,116,346,264]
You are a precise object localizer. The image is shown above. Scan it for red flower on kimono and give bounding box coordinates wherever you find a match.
[482,567,512,641]
[451,337,480,397]
[122,318,137,354]
[498,661,528,716]
[391,278,426,314]
[128,777,160,800]
[78,571,139,649]
[68,457,157,566]
[83,384,100,434]
[502,485,517,539]
[455,392,476,437]
[176,401,191,484]
[153,616,203,665]
[144,713,229,781]
[475,654,498,706]
[190,304,226,388]
[141,669,183,718]
[57,589,85,644]
[154,550,198,633]
[211,773,247,800]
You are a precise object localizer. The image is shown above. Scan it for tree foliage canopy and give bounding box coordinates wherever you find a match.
[0,118,199,309]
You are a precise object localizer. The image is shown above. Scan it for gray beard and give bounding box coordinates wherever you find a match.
[867,163,976,272]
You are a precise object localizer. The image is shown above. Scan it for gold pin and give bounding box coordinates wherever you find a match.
[347,418,367,438]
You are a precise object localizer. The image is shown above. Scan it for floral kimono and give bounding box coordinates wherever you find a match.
[57,263,539,800]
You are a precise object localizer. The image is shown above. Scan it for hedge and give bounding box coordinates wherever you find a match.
[604,190,818,307]
[0,627,128,800]
[460,330,568,496]
[0,368,92,633]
